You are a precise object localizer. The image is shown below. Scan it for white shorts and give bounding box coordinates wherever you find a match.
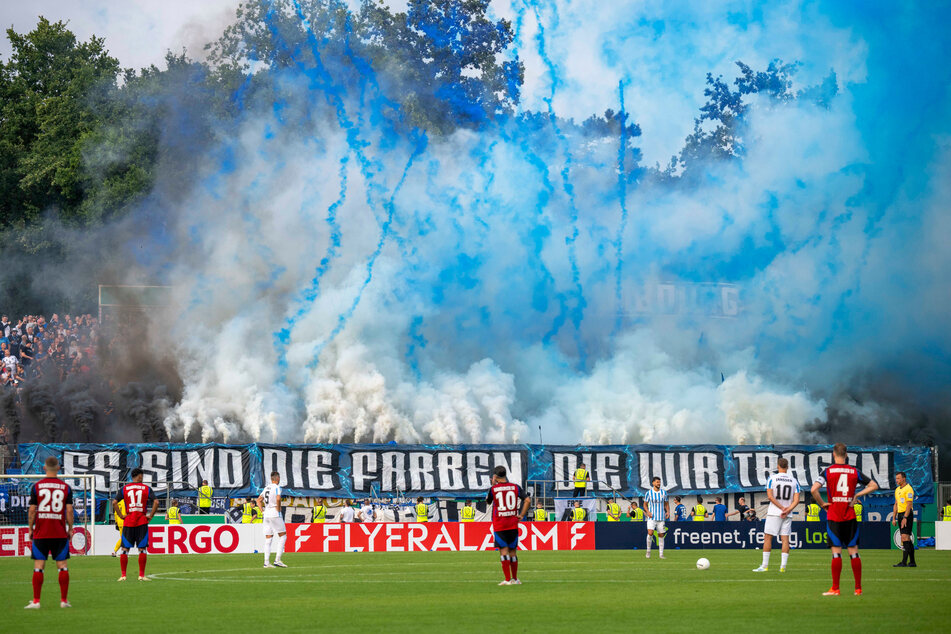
[764,515,792,537]
[647,519,666,533]
[263,515,286,536]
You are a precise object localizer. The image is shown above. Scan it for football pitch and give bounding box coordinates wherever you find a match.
[2,549,948,632]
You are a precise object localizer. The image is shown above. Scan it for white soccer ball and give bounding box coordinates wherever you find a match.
[696,557,710,570]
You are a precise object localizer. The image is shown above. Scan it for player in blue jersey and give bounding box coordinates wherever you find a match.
[643,477,669,559]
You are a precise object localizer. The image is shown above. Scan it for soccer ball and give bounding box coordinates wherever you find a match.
[696,558,710,570]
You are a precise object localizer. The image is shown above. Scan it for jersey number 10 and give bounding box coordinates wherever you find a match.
[494,489,517,513]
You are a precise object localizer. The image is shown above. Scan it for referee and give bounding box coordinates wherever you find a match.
[892,471,916,567]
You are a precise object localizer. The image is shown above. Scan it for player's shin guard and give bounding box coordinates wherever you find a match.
[138,552,147,577]
[32,569,43,603]
[120,553,129,577]
[510,555,518,579]
[58,568,69,601]
[830,553,842,590]
[658,535,664,556]
[276,534,286,561]
[646,534,652,553]
[850,553,861,589]
[500,555,511,581]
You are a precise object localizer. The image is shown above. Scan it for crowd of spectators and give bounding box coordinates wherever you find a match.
[0,313,99,388]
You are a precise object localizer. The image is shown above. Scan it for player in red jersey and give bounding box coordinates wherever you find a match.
[485,465,531,586]
[115,468,159,581]
[810,443,879,596]
[25,456,74,609]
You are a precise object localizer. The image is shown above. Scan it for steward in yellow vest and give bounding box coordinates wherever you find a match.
[242,501,255,524]
[607,499,621,521]
[312,498,326,523]
[416,498,429,522]
[252,506,263,523]
[461,501,475,522]
[534,504,547,521]
[943,501,951,521]
[629,506,644,521]
[113,500,126,555]
[691,503,706,521]
[166,500,183,524]
[854,500,863,522]
[806,502,821,521]
[573,463,590,497]
[198,481,213,514]
[572,503,586,521]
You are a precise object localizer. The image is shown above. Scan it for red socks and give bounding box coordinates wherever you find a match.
[831,555,842,590]
[138,552,148,577]
[59,569,69,602]
[850,554,862,589]
[120,553,128,576]
[500,556,511,581]
[32,569,43,603]
[510,556,519,580]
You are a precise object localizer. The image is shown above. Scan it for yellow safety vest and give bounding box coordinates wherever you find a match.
[854,502,863,522]
[167,506,182,524]
[242,502,255,524]
[461,506,475,522]
[198,485,213,508]
[607,503,620,521]
[252,507,263,523]
[806,503,820,521]
[416,503,429,522]
[312,505,326,523]
[943,505,951,521]
[534,508,547,521]
[693,505,705,521]
[631,507,644,521]
[114,500,125,528]
[572,507,586,521]
[574,468,588,488]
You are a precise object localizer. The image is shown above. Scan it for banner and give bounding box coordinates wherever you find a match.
[17,443,935,501]
[595,521,895,550]
[287,521,595,552]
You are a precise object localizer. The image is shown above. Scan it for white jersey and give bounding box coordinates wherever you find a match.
[339,506,355,522]
[359,505,375,522]
[766,472,800,516]
[261,483,282,518]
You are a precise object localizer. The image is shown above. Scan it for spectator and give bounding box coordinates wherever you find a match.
[727,496,756,521]
[358,499,375,523]
[711,497,728,521]
[338,499,355,523]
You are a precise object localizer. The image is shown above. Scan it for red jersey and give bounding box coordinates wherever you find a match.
[817,464,871,522]
[116,482,155,527]
[485,481,526,531]
[29,478,73,539]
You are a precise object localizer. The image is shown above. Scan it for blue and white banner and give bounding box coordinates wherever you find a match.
[17,443,935,501]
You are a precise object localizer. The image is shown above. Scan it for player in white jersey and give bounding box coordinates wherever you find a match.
[257,471,287,568]
[643,477,669,559]
[754,457,801,572]
[358,500,375,523]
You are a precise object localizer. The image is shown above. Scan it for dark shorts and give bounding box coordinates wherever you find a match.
[572,488,586,498]
[199,507,210,514]
[494,529,519,550]
[31,538,70,561]
[898,514,915,535]
[121,524,150,550]
[827,519,859,548]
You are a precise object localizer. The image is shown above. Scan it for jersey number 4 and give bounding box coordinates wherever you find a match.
[38,489,65,513]
[835,474,850,496]
[494,489,517,513]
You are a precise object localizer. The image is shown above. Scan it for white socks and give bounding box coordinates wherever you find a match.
[646,534,652,553]
[264,537,272,562]
[781,552,789,568]
[762,551,770,567]
[658,536,664,556]
[275,534,286,562]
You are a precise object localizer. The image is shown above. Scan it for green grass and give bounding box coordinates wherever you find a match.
[1,549,948,632]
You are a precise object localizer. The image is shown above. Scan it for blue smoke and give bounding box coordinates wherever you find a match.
[131,0,950,445]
